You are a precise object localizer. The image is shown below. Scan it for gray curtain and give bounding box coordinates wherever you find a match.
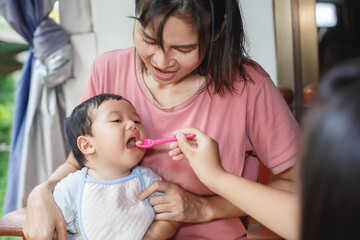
[0,0,72,212]
[18,43,72,208]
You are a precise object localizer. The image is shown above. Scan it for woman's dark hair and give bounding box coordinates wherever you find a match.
[64,94,133,168]
[134,0,252,96]
[300,58,360,240]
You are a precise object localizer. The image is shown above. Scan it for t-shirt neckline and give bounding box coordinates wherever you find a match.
[135,53,207,112]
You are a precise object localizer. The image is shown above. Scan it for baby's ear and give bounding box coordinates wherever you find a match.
[77,136,95,155]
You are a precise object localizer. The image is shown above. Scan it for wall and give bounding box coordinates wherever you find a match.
[60,0,278,115]
[242,0,278,85]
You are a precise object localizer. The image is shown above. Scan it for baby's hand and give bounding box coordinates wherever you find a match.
[170,128,225,185]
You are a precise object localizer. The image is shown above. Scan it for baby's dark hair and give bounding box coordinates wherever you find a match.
[64,94,132,168]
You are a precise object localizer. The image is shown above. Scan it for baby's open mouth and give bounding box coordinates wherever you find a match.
[126,137,137,149]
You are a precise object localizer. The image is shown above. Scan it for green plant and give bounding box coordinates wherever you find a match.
[0,15,27,240]
[0,41,28,75]
[0,236,23,240]
[0,74,15,144]
[0,39,27,145]
[0,152,8,215]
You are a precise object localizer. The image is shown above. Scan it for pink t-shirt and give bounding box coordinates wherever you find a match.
[80,47,300,239]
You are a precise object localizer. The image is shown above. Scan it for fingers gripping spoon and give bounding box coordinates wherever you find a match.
[135,134,196,149]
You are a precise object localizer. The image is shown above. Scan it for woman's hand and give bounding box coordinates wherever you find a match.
[23,181,67,240]
[139,180,209,223]
[169,128,226,187]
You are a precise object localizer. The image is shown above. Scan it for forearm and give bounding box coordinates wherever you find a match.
[173,129,299,238]
[144,221,181,240]
[24,154,78,239]
[200,194,247,221]
[267,178,294,192]
[267,166,295,192]
[46,162,78,191]
[208,172,299,240]
[195,169,293,222]
[47,152,79,191]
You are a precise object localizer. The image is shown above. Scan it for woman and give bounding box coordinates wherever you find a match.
[24,0,299,239]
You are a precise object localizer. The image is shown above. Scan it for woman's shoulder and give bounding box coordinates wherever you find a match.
[233,59,275,92]
[243,59,271,83]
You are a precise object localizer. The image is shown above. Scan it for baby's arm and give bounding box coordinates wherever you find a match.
[53,171,82,235]
[138,167,181,239]
[143,220,180,240]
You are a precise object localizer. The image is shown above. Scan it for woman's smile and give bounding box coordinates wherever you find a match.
[153,66,177,80]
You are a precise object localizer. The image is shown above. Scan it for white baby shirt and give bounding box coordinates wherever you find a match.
[53,166,161,240]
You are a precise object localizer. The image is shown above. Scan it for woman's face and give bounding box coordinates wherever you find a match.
[134,15,206,86]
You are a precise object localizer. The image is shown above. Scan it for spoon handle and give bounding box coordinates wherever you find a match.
[154,134,196,145]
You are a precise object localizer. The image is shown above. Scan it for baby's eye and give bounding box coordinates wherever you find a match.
[134,120,142,125]
[112,119,122,123]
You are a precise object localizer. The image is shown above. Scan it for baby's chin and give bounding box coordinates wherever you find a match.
[129,152,146,166]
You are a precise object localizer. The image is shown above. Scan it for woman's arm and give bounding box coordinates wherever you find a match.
[211,171,299,240]
[138,167,295,226]
[139,180,247,223]
[171,128,299,240]
[23,153,80,240]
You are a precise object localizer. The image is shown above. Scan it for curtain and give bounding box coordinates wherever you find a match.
[0,0,71,214]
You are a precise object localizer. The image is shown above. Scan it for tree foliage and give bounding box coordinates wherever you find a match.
[0,40,28,144]
[0,74,16,144]
[0,40,28,75]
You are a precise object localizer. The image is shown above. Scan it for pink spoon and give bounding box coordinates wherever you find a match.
[135,134,196,149]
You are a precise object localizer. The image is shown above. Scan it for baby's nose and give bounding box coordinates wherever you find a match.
[126,121,138,130]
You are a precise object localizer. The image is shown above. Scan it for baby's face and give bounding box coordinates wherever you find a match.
[89,99,147,173]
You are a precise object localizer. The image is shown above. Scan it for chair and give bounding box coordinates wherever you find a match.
[247,217,283,240]
[0,208,60,239]
[0,208,26,239]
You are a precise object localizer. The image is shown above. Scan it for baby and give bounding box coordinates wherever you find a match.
[53,93,176,240]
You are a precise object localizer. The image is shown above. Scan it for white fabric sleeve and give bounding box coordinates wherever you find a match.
[53,170,82,233]
[137,166,162,196]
